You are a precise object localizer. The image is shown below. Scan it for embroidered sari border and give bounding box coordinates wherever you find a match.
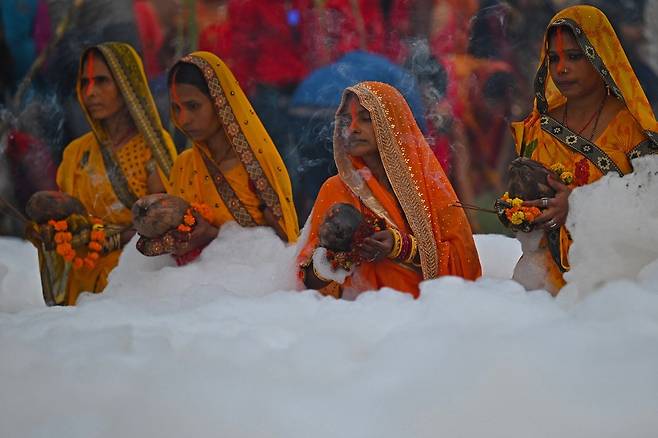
[181,55,284,220]
[346,83,439,279]
[94,43,174,176]
[99,143,139,208]
[540,115,623,176]
[198,149,258,227]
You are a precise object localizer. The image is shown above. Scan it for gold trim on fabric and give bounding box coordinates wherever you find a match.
[182,55,285,220]
[336,83,439,279]
[99,141,139,208]
[198,148,258,227]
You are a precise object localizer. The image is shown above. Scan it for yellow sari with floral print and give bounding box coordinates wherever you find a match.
[511,5,658,291]
[168,51,299,242]
[38,42,177,305]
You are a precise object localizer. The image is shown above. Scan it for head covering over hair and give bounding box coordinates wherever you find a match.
[333,81,480,280]
[532,5,658,157]
[77,42,176,176]
[169,51,299,242]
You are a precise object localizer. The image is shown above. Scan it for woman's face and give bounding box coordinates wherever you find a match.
[170,82,221,142]
[547,27,604,100]
[80,53,124,121]
[337,94,378,158]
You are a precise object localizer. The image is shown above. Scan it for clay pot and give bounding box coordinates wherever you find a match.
[506,157,556,200]
[319,203,364,252]
[26,191,88,223]
[131,194,190,238]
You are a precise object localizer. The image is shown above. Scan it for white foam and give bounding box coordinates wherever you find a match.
[1,158,658,437]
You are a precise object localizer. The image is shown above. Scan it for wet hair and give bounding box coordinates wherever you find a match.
[167,62,211,97]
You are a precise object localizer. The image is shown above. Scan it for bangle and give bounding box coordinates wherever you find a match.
[404,234,418,264]
[397,233,411,261]
[387,228,402,259]
[312,260,332,283]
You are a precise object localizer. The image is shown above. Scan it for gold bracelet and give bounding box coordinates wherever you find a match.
[387,228,402,259]
[312,261,332,283]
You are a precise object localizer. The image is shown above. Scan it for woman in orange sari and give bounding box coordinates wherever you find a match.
[298,81,481,300]
[162,51,298,260]
[512,5,658,293]
[36,42,177,305]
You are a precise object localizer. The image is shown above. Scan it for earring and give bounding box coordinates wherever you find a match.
[606,84,611,96]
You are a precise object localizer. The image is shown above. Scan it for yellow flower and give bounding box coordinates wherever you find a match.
[511,197,523,208]
[502,192,510,201]
[510,211,525,225]
[560,171,574,185]
[550,163,565,174]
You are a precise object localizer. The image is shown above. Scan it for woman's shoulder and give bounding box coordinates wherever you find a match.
[172,147,197,167]
[319,175,348,193]
[60,132,97,161]
[63,131,96,151]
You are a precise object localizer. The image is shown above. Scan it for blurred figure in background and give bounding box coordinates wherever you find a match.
[312,0,413,65]
[0,0,39,87]
[197,0,231,61]
[645,0,658,79]
[133,0,165,77]
[227,0,311,165]
[597,0,658,111]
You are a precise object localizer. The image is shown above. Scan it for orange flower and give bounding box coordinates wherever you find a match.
[83,258,96,269]
[56,242,73,256]
[88,241,103,252]
[86,251,100,261]
[91,230,106,241]
[73,257,84,270]
[191,202,213,222]
[183,212,196,226]
[52,220,68,232]
[178,224,192,233]
[54,232,73,244]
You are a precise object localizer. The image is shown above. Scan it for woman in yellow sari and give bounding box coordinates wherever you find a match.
[163,51,298,260]
[298,81,481,300]
[34,42,177,305]
[512,5,658,293]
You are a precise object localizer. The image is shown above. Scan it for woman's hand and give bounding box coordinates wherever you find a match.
[356,230,393,262]
[171,214,219,256]
[523,174,572,231]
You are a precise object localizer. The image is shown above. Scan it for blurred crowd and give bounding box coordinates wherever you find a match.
[1,0,657,234]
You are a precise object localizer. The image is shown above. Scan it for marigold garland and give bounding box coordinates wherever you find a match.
[177,203,213,234]
[324,210,386,271]
[49,216,106,270]
[549,162,575,185]
[499,192,542,227]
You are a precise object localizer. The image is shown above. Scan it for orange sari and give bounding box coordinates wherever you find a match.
[511,5,658,291]
[298,81,481,298]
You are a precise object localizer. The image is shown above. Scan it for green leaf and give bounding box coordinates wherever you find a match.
[522,139,538,158]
